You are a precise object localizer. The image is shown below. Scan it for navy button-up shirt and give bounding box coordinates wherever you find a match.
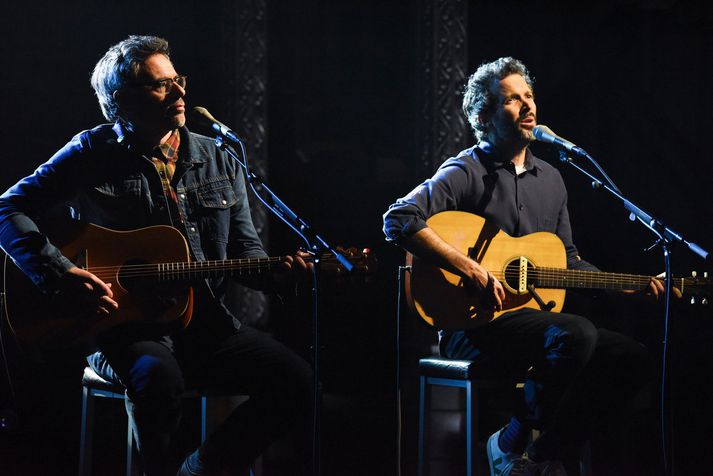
[383,142,596,271]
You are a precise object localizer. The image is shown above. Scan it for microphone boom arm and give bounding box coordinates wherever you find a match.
[213,135,355,272]
[557,150,708,260]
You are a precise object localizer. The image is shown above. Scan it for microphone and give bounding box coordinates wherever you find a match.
[532,125,590,159]
[191,106,243,144]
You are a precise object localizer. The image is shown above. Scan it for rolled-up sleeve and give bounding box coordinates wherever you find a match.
[383,158,473,243]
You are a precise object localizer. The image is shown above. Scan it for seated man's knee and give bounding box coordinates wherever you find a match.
[546,315,598,369]
[126,354,185,403]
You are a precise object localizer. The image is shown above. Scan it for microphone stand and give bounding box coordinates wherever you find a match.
[214,134,354,476]
[556,149,708,476]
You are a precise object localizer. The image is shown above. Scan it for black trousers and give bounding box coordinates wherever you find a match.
[440,308,652,461]
[89,322,313,476]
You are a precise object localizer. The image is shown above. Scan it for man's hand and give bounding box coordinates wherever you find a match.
[646,274,682,299]
[271,250,314,286]
[466,261,507,312]
[56,266,119,316]
[403,227,507,312]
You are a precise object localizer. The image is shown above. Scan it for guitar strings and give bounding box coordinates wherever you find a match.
[83,254,355,280]
[480,267,677,290]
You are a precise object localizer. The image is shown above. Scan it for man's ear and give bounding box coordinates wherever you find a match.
[113,89,133,114]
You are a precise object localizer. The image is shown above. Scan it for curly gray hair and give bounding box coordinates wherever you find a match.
[90,35,171,122]
[462,57,534,141]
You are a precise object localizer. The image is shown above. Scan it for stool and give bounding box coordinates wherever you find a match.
[417,357,512,476]
[78,366,207,476]
[418,357,592,476]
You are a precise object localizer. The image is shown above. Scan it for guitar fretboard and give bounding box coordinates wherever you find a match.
[156,257,286,280]
[533,268,681,291]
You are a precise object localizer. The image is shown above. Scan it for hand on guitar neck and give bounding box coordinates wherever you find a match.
[625,273,682,300]
[270,250,314,288]
[55,266,119,317]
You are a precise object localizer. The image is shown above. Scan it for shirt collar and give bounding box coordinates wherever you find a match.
[475,141,540,174]
[156,129,180,161]
[114,121,181,160]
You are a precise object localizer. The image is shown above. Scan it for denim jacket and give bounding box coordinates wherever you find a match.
[0,122,267,308]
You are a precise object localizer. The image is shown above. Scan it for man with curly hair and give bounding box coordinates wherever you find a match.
[384,57,659,475]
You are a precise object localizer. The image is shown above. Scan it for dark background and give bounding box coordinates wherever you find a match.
[1,1,711,475]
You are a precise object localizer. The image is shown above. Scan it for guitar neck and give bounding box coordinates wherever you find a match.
[156,256,287,280]
[534,268,679,292]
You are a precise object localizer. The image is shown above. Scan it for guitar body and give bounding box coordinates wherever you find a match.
[406,211,567,329]
[3,223,193,351]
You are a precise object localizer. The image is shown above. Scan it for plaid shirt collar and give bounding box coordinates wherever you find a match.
[156,129,180,162]
[114,121,180,160]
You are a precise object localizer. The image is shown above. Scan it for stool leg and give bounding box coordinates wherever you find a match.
[417,375,428,476]
[579,440,592,476]
[79,386,95,476]
[126,418,134,476]
[124,394,142,476]
[200,396,207,443]
[466,381,475,476]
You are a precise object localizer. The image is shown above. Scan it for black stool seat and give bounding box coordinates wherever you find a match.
[419,357,476,379]
[420,357,494,380]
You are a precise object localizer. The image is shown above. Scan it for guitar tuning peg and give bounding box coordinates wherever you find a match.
[692,271,697,278]
[703,298,709,306]
[704,272,708,279]
[690,296,696,305]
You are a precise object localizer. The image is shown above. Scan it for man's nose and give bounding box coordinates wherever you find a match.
[523,97,535,111]
[172,83,186,98]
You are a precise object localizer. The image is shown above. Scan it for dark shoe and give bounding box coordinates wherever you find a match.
[176,449,205,476]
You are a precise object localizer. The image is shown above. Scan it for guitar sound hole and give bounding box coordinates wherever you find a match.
[502,258,536,295]
[117,259,157,293]
[118,260,186,319]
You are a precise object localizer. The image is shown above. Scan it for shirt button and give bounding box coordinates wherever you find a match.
[221,199,227,205]
[190,227,196,233]
[519,204,524,211]
[180,194,186,199]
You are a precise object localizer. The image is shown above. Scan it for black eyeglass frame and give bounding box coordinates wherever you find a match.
[128,75,187,93]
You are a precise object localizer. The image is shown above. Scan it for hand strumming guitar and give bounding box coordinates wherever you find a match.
[55,266,119,316]
[404,226,507,312]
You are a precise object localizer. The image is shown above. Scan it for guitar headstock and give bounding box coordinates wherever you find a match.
[321,247,377,277]
[682,271,710,305]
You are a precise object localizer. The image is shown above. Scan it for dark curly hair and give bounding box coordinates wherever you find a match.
[462,57,534,141]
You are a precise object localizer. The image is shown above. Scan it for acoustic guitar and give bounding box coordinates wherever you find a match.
[2,222,372,351]
[406,211,709,329]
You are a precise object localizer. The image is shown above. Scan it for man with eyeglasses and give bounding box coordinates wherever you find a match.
[0,35,312,476]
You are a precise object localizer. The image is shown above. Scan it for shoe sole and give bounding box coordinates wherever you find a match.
[486,430,500,476]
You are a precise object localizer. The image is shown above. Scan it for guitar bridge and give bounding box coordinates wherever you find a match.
[518,256,528,294]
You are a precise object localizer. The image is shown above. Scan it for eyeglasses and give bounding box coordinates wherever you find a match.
[130,75,187,94]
